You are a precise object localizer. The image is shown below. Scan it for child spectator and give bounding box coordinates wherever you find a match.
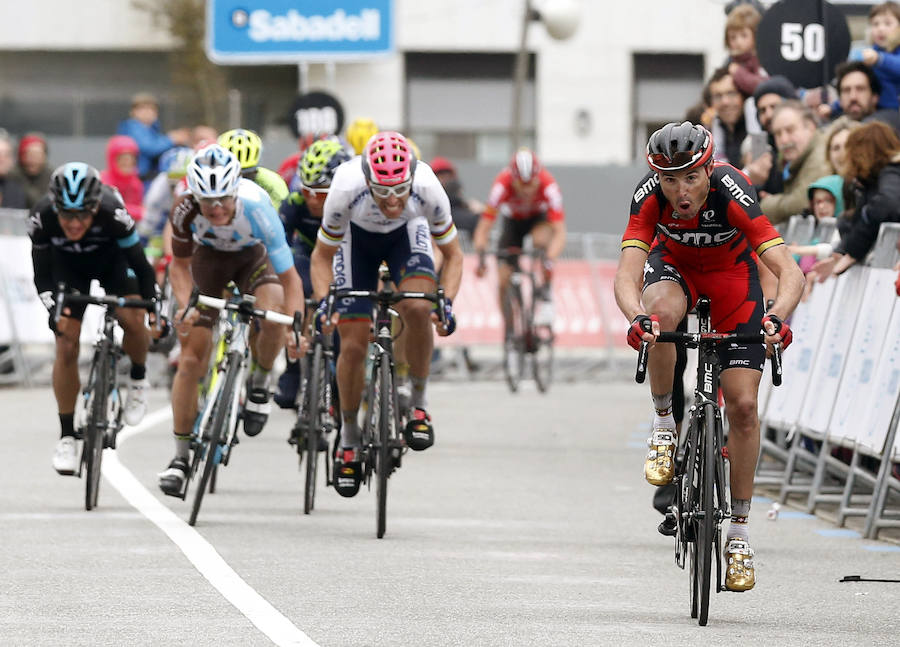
[725,4,767,97]
[859,2,900,111]
[788,175,844,273]
[100,135,144,221]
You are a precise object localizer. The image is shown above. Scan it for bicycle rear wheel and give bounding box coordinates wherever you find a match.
[84,352,110,511]
[189,353,239,526]
[376,357,394,539]
[502,283,525,393]
[304,344,324,514]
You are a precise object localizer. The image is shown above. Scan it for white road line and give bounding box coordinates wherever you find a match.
[103,407,319,647]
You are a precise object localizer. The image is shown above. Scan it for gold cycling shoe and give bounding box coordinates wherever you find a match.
[724,539,755,591]
[644,429,676,486]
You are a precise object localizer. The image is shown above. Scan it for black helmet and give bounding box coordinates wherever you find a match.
[49,162,103,211]
[646,122,713,172]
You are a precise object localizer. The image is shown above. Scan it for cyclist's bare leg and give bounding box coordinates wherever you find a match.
[641,282,688,396]
[720,368,762,502]
[497,261,514,332]
[249,282,286,370]
[116,295,150,367]
[53,317,82,415]
[171,327,213,437]
[336,319,369,445]
[395,276,437,385]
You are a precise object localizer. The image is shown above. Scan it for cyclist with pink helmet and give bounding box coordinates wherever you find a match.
[310,131,464,498]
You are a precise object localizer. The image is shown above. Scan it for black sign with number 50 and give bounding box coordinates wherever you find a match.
[756,0,850,89]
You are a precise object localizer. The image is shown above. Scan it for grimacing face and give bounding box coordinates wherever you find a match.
[659,165,712,219]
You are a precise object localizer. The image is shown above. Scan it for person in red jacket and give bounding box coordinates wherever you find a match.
[101,135,144,221]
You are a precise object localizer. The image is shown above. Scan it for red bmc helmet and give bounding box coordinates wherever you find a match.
[509,148,542,183]
[646,121,713,172]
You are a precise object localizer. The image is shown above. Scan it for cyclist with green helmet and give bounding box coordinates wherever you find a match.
[273,136,351,409]
[218,128,289,209]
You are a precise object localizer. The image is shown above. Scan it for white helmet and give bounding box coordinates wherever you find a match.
[186,144,242,198]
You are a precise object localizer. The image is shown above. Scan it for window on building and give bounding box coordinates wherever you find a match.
[405,52,535,165]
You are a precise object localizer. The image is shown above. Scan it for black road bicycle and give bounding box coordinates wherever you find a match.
[634,296,782,626]
[291,298,340,515]
[324,282,449,538]
[54,285,158,511]
[177,288,300,526]
[498,246,554,393]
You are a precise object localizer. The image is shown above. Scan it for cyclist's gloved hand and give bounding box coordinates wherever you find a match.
[762,313,792,349]
[434,297,456,336]
[38,290,55,314]
[627,314,655,350]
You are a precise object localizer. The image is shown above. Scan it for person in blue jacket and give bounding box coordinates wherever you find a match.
[116,92,189,185]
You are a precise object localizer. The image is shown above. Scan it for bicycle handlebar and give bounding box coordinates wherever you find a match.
[324,284,449,329]
[54,282,161,328]
[635,331,783,387]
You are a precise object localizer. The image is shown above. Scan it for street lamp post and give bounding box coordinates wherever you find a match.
[510,0,581,151]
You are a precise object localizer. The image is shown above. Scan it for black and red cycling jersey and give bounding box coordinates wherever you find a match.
[622,162,783,271]
[622,162,784,370]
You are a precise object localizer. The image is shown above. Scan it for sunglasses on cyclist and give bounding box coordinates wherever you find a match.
[57,209,94,222]
[648,150,704,171]
[301,185,330,197]
[369,179,412,199]
[196,195,236,208]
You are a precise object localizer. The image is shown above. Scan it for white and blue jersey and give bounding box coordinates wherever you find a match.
[170,178,293,274]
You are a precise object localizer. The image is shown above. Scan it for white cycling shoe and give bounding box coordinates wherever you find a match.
[124,377,150,426]
[52,436,79,475]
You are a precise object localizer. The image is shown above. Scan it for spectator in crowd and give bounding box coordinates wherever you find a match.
[760,100,830,224]
[857,2,900,112]
[100,135,144,222]
[744,75,798,194]
[0,132,27,209]
[824,116,860,176]
[708,67,761,167]
[820,61,900,134]
[429,156,482,237]
[9,132,51,210]
[787,175,845,276]
[116,92,189,183]
[724,3,767,97]
[812,121,900,278]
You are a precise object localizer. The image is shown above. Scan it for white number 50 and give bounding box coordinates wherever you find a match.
[781,22,825,62]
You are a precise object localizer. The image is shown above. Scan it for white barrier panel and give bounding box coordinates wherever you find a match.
[828,268,897,444]
[798,266,867,435]
[859,301,900,454]
[764,276,837,429]
[0,235,103,345]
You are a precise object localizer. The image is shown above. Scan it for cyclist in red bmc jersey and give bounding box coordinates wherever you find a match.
[614,122,805,592]
[473,148,566,328]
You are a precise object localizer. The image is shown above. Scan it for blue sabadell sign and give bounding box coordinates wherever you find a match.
[207,0,394,63]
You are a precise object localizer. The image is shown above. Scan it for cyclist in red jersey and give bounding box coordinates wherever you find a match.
[473,148,566,329]
[614,122,804,592]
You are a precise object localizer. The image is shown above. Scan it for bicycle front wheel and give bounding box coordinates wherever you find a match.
[84,351,110,511]
[531,327,554,393]
[304,344,324,514]
[502,283,526,393]
[189,353,239,526]
[694,404,717,626]
[376,357,394,539]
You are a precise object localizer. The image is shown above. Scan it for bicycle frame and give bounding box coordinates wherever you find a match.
[324,283,447,538]
[634,296,782,626]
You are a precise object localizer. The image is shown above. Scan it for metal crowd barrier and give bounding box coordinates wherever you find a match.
[756,218,900,540]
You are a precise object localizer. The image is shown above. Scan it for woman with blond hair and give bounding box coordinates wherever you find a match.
[812,120,900,278]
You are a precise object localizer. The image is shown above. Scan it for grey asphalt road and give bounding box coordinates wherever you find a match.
[2,380,899,647]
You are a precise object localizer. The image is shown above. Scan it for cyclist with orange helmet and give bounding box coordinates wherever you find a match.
[473,148,566,329]
[310,131,463,498]
[614,121,804,591]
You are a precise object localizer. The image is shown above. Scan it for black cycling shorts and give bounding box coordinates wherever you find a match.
[54,252,140,321]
